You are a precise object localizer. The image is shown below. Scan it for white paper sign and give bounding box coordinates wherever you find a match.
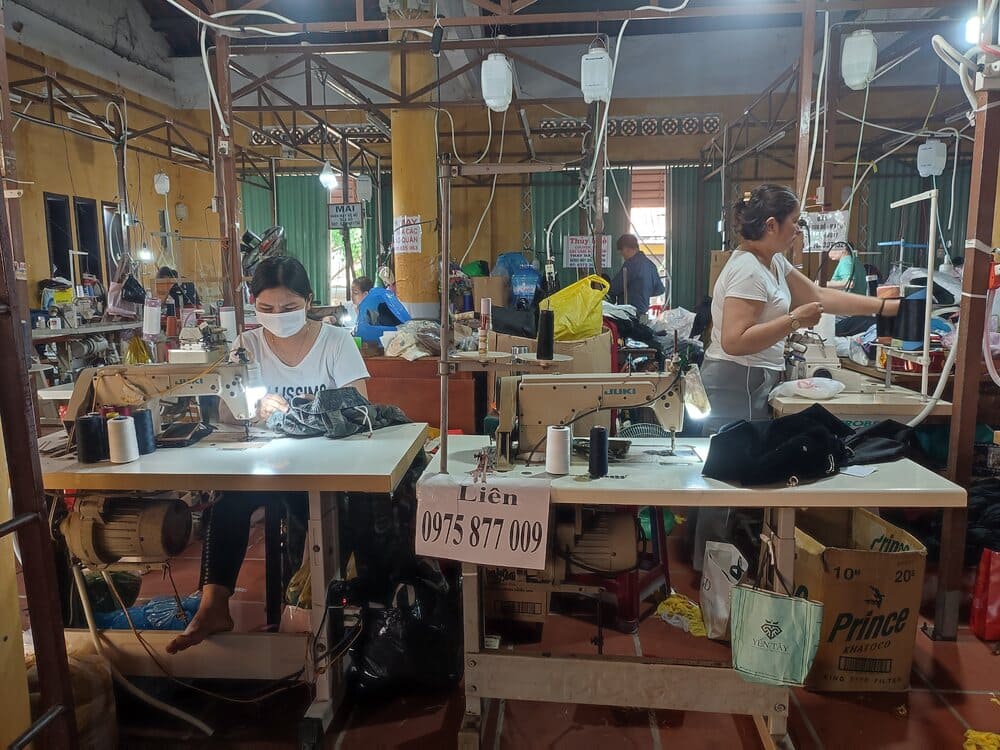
[563,235,612,269]
[329,202,363,229]
[415,473,550,570]
[801,211,849,254]
[394,214,422,254]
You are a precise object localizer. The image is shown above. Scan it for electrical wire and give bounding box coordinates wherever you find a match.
[802,10,830,204]
[433,106,493,165]
[459,108,508,266]
[71,565,216,735]
[543,1,691,273]
[842,83,870,212]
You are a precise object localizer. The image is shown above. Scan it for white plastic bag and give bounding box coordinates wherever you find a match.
[650,306,696,341]
[769,377,846,401]
[700,541,747,641]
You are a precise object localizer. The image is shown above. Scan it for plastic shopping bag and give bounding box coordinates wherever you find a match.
[971,548,1000,642]
[768,377,846,402]
[540,275,610,341]
[700,541,747,641]
[730,536,823,686]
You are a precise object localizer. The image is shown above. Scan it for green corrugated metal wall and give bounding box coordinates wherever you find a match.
[669,166,721,310]
[863,158,970,277]
[275,175,330,304]
[363,174,392,285]
[530,168,631,287]
[240,181,273,237]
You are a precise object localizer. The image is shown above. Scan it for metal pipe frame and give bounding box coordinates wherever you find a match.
[202,0,969,36]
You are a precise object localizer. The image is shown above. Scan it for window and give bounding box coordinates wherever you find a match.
[103,201,125,276]
[330,227,365,304]
[44,193,73,281]
[73,198,103,284]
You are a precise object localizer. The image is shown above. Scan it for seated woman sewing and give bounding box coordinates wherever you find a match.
[167,256,369,653]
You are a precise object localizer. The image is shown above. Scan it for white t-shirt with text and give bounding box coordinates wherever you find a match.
[233,324,370,401]
[706,250,794,370]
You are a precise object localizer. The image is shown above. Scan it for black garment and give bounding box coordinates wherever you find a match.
[610,252,665,317]
[200,491,307,591]
[268,387,410,439]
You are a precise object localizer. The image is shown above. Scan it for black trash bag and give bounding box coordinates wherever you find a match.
[348,576,462,699]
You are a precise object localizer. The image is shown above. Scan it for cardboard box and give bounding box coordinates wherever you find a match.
[708,251,732,295]
[794,508,926,692]
[487,329,612,441]
[483,567,549,623]
[473,276,510,311]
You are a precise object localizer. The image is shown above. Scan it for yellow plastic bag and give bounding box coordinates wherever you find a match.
[540,275,610,341]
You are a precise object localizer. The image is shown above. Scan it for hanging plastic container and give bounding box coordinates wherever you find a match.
[511,265,541,310]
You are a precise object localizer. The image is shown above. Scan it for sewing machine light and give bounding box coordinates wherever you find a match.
[683,365,712,420]
[246,362,267,410]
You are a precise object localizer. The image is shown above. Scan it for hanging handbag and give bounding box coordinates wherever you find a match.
[730,534,823,686]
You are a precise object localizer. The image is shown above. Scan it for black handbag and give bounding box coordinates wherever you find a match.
[121,274,148,304]
[702,404,852,486]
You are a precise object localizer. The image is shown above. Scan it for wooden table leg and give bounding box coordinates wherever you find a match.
[459,562,484,750]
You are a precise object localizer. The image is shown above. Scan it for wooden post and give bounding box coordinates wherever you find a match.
[793,0,817,268]
[933,89,1000,640]
[211,7,245,326]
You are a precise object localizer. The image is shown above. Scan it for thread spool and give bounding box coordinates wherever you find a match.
[545,425,572,475]
[107,416,140,464]
[219,306,238,343]
[142,297,161,339]
[479,297,492,358]
[165,316,179,338]
[132,409,157,455]
[894,297,927,344]
[536,308,555,361]
[76,413,106,464]
[588,425,609,479]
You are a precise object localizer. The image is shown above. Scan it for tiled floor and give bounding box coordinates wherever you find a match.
[19,522,1000,749]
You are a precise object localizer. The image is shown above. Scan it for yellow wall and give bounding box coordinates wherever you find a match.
[7,44,220,306]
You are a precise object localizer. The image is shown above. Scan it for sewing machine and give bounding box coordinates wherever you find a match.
[494,369,684,471]
[168,322,230,363]
[64,359,266,435]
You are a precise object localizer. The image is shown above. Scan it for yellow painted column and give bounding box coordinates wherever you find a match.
[389,34,441,319]
[0,420,32,747]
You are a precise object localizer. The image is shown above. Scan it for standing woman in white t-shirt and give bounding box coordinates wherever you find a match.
[692,185,899,571]
[701,183,899,434]
[168,256,370,653]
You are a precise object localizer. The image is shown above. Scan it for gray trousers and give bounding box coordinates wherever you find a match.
[689,358,781,571]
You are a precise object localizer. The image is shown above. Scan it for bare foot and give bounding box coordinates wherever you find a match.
[166,607,234,654]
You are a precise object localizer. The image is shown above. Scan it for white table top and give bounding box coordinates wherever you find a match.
[428,436,966,509]
[37,382,75,401]
[31,321,140,342]
[770,388,952,418]
[41,422,428,494]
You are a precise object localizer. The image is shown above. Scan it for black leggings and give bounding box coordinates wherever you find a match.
[199,491,308,592]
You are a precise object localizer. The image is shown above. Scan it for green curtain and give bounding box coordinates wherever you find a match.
[863,157,970,278]
[530,168,630,287]
[276,175,330,304]
[668,166,721,310]
[364,173,392,286]
[240,181,273,236]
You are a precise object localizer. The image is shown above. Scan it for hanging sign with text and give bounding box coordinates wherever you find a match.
[416,473,550,570]
[393,215,423,254]
[563,235,612,269]
[329,203,363,229]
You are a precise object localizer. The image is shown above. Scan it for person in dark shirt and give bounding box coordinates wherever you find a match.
[609,234,665,319]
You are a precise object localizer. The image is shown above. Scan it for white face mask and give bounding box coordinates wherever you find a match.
[256,307,307,338]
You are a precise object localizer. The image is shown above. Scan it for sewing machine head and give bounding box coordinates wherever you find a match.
[64,359,267,435]
[494,368,685,469]
[168,323,230,364]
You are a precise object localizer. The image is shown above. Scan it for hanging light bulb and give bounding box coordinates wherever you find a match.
[319,161,339,190]
[966,15,981,45]
[137,244,154,263]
